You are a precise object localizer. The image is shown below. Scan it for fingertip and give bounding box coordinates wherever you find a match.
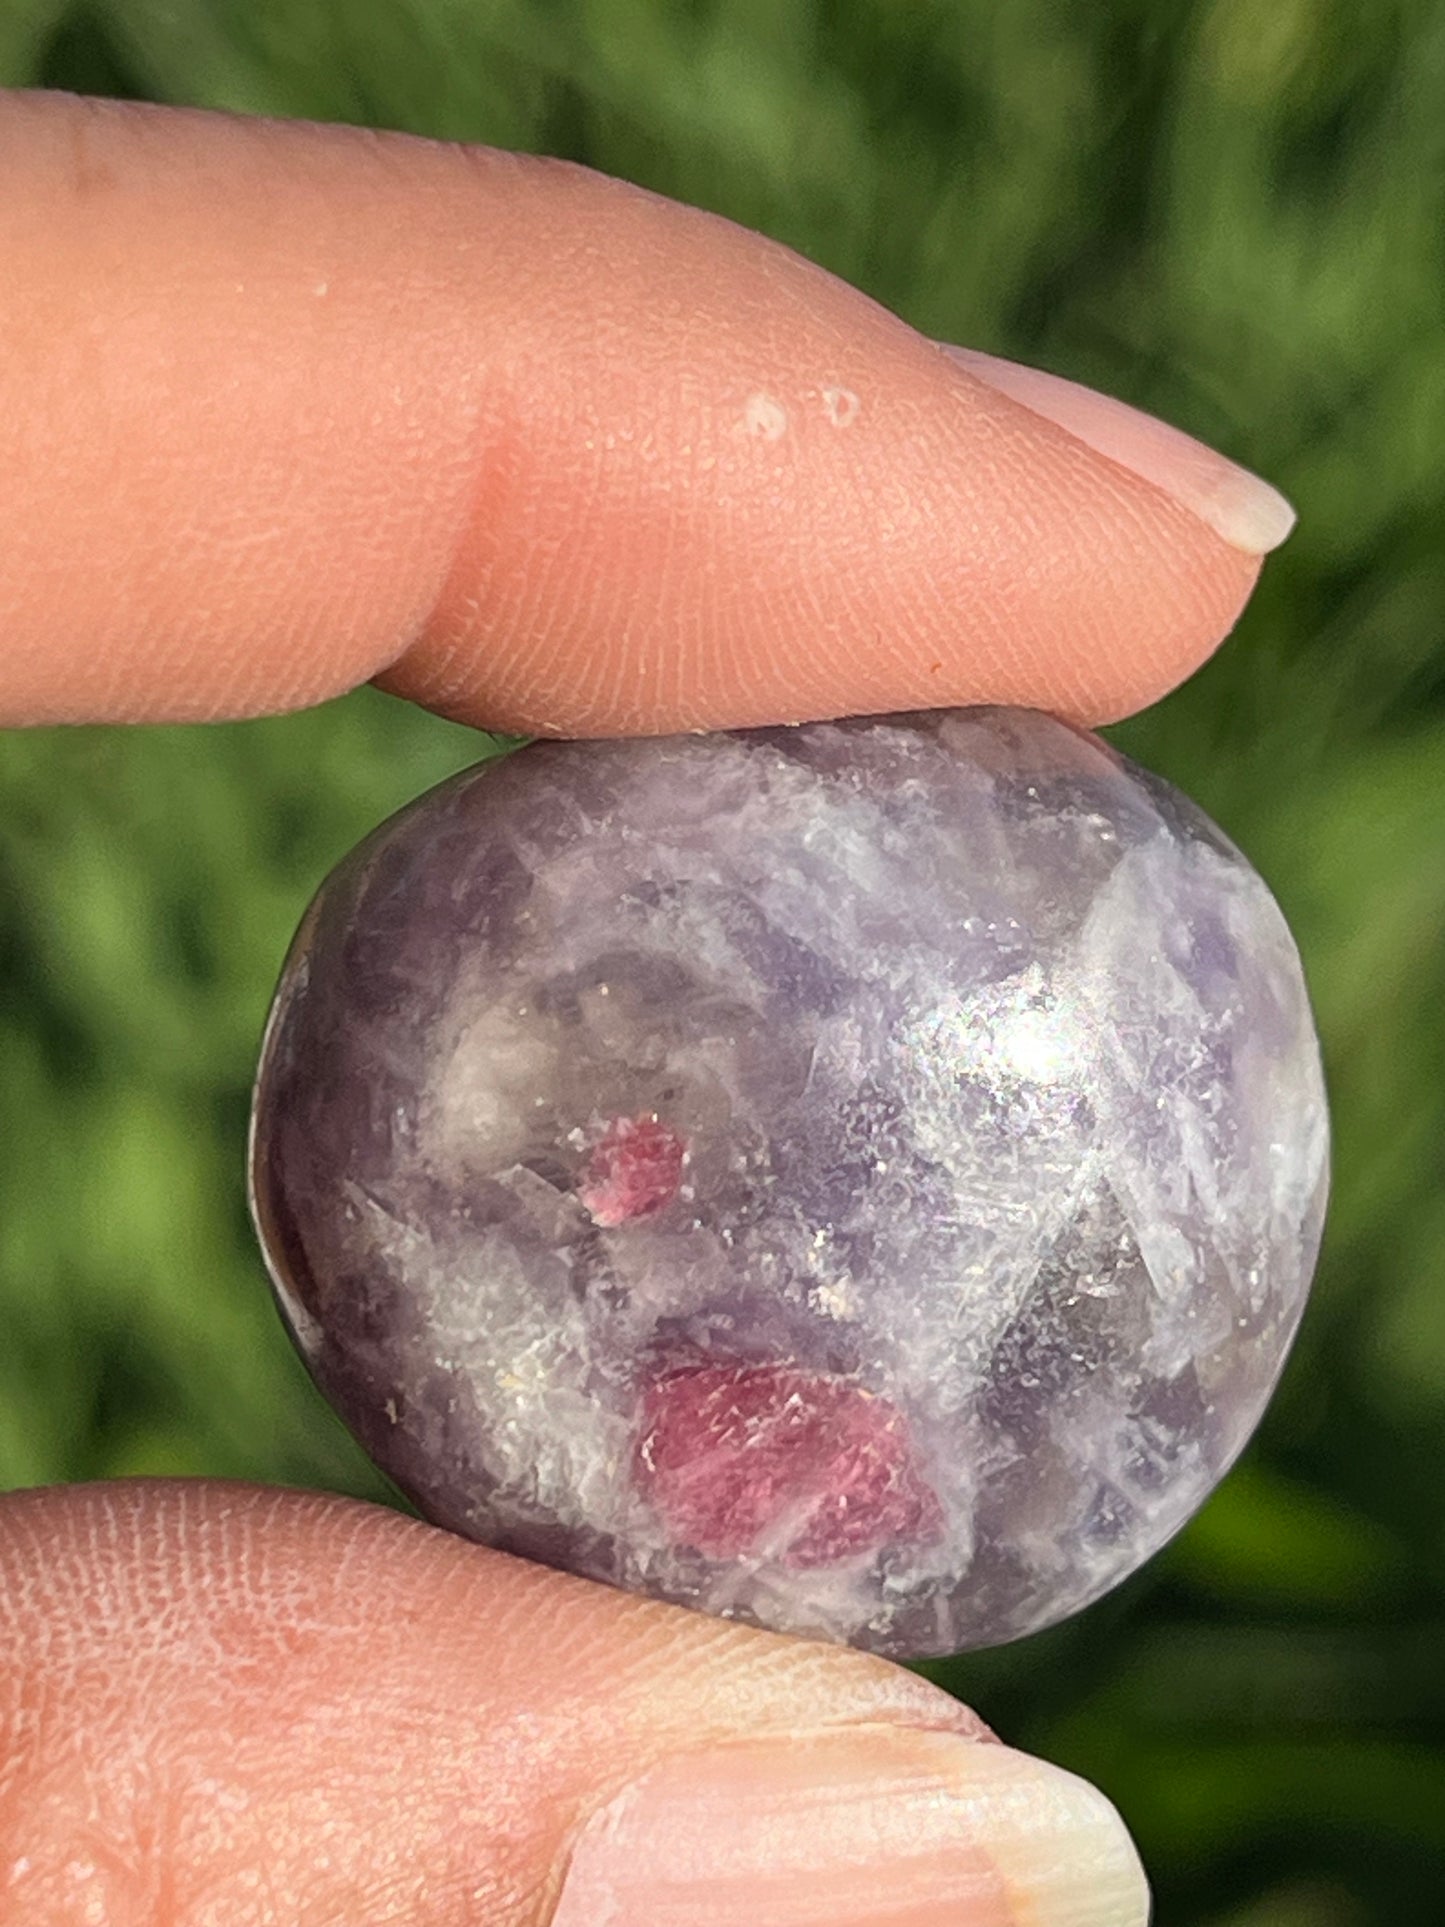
[942,346,1295,561]
[386,258,1267,735]
[552,1729,1148,1927]
[0,1482,1141,1927]
[1,93,1268,735]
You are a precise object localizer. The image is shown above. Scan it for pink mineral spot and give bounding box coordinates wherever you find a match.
[578,1114,686,1227]
[636,1360,943,1567]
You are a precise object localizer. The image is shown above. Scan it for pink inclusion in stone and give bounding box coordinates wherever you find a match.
[636,1361,944,1567]
[577,1115,686,1227]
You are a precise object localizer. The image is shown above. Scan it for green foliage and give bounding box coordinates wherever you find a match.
[3,5,1442,1921]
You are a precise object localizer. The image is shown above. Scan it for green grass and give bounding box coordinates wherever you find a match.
[3,5,1444,1922]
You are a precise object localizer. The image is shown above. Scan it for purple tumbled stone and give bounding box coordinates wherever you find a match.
[249,708,1328,1657]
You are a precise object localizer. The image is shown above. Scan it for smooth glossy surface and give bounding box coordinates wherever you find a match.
[251,709,1328,1655]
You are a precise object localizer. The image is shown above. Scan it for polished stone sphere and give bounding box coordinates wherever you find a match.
[250,709,1328,1657]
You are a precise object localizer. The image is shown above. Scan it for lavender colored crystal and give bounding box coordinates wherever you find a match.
[250,708,1328,1657]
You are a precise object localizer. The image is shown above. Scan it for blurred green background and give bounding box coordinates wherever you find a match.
[2,3,1443,1922]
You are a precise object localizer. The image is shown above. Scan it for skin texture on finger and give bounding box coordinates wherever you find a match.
[0,1481,1021,1926]
[0,90,1265,735]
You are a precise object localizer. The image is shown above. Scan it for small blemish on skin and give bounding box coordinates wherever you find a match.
[740,393,789,441]
[821,386,861,428]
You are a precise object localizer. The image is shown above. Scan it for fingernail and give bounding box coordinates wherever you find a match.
[551,1725,1150,1927]
[942,343,1296,557]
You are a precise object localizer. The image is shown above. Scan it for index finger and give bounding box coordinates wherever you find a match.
[0,89,1290,735]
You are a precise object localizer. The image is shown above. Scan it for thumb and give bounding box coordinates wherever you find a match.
[0,1480,1147,1926]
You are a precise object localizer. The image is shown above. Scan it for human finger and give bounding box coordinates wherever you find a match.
[0,89,1288,736]
[0,1480,1148,1926]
